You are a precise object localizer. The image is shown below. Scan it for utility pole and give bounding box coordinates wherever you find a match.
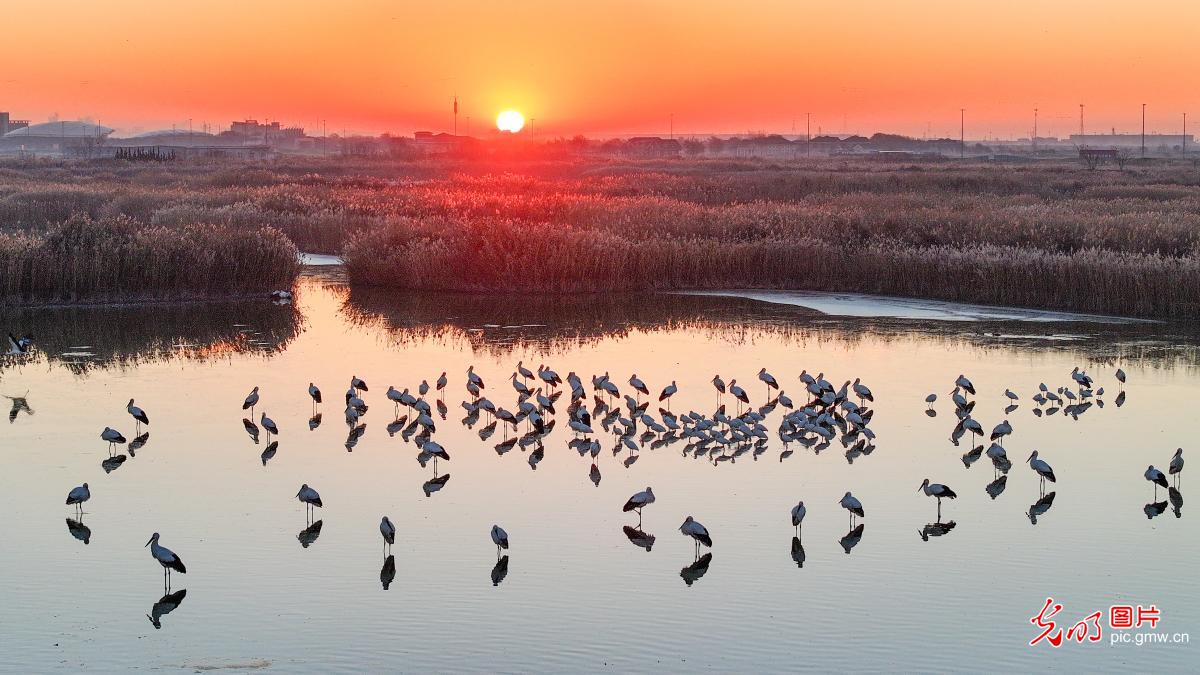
[1033,108,1038,153]
[453,95,458,136]
[1079,104,1084,137]
[1185,112,1188,158]
[1142,103,1146,157]
[669,113,674,140]
[960,108,965,159]
[322,119,327,157]
[806,112,811,155]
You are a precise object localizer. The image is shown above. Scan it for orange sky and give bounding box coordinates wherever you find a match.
[3,0,1197,138]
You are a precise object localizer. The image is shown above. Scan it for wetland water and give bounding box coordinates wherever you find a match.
[1,269,1197,672]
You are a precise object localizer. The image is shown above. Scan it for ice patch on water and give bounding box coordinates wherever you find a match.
[299,252,343,266]
[681,290,1153,324]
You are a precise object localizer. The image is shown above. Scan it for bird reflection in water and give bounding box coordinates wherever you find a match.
[790,536,805,568]
[101,455,127,474]
[623,526,655,552]
[146,589,187,629]
[1169,487,1183,518]
[128,432,150,457]
[1114,391,1127,407]
[589,463,601,487]
[961,445,983,468]
[918,520,957,542]
[1027,492,1057,525]
[380,555,397,590]
[985,475,1008,500]
[297,520,324,548]
[680,553,712,586]
[839,524,865,554]
[1143,500,1168,520]
[66,517,92,545]
[491,555,510,586]
[422,474,450,498]
[308,413,322,431]
[4,391,33,423]
[260,441,278,466]
[345,423,366,451]
[242,418,260,444]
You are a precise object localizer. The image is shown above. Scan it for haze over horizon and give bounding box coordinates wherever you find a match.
[3,0,1197,139]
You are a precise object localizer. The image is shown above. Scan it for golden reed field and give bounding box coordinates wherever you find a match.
[1,157,1198,318]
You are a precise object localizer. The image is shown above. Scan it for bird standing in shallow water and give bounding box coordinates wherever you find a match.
[839,491,865,525]
[490,524,509,557]
[145,533,186,590]
[126,399,149,432]
[242,386,259,415]
[1027,451,1056,491]
[790,501,806,533]
[1145,465,1169,498]
[297,484,322,518]
[65,483,90,515]
[623,487,655,521]
[918,479,957,518]
[679,516,712,557]
[1169,449,1184,486]
[260,412,278,441]
[380,516,395,554]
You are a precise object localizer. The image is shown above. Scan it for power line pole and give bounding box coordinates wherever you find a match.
[453,95,458,136]
[806,112,811,155]
[669,113,674,140]
[960,108,965,159]
[1033,107,1038,153]
[1079,104,1084,137]
[1142,103,1146,157]
[1184,112,1188,158]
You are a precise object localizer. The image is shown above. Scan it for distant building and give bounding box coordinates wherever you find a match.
[223,119,306,150]
[623,136,681,158]
[1069,133,1194,149]
[413,131,468,153]
[0,120,113,156]
[0,112,30,136]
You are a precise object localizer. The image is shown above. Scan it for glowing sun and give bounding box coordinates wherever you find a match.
[496,110,526,133]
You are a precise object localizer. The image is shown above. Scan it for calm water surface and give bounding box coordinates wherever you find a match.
[1,270,1197,672]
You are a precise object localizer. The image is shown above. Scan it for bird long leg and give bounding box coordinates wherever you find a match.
[937,499,942,522]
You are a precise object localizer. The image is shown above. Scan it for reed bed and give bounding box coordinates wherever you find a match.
[0,217,299,305]
[2,157,1199,316]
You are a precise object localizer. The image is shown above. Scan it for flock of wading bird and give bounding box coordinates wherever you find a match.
[55,354,1186,596]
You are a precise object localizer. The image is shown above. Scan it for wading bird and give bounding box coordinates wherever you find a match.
[851,378,873,403]
[296,484,322,517]
[622,487,655,520]
[1115,368,1126,389]
[1027,451,1056,490]
[101,426,126,451]
[65,482,90,515]
[839,491,865,525]
[1145,465,1169,497]
[955,374,976,396]
[126,399,149,431]
[242,386,259,414]
[759,368,780,397]
[679,516,712,556]
[7,333,32,355]
[1169,448,1184,485]
[490,524,509,556]
[790,501,806,533]
[145,533,186,589]
[659,381,677,409]
[918,479,957,517]
[260,412,278,440]
[351,375,368,393]
[308,383,322,409]
[380,516,395,554]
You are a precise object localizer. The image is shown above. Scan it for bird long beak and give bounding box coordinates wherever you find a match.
[1026,452,1034,462]
[144,537,153,547]
[917,485,923,492]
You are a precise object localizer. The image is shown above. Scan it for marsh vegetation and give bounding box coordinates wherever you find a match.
[1,157,1197,316]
